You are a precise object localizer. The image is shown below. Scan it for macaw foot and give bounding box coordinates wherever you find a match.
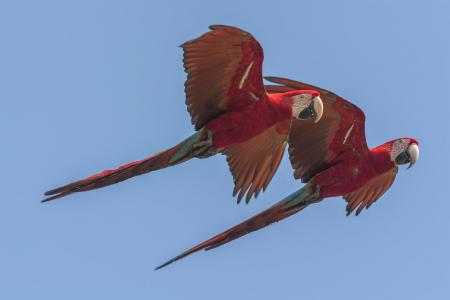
[192,131,217,159]
[304,185,322,205]
[283,184,323,213]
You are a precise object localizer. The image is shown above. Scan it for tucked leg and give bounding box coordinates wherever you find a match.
[192,130,217,158]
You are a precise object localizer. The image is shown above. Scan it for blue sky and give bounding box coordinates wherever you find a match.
[1,0,449,299]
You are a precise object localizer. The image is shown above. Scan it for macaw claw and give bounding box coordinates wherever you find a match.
[192,131,217,158]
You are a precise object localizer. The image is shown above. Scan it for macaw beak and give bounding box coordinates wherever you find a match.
[406,143,419,169]
[312,96,323,123]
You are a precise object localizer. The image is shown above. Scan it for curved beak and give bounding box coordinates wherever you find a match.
[312,96,323,123]
[406,143,419,169]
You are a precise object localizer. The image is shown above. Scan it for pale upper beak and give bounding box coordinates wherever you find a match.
[407,143,419,169]
[312,96,323,123]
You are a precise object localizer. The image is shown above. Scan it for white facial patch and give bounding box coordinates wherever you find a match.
[390,139,410,162]
[291,94,313,118]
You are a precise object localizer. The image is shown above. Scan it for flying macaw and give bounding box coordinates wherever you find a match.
[155,77,420,270]
[42,25,323,203]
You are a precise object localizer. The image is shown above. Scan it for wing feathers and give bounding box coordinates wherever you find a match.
[265,77,368,183]
[183,25,265,129]
[223,123,289,204]
[344,167,398,216]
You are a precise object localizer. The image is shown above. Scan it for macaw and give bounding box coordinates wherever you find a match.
[155,77,420,270]
[42,25,323,203]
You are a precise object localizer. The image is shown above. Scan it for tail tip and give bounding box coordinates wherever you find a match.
[41,197,53,203]
[154,257,178,271]
[41,194,62,203]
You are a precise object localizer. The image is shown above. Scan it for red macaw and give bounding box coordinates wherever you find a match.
[155,77,420,270]
[42,25,323,203]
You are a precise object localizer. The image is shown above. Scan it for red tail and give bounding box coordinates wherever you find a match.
[155,185,318,270]
[42,132,202,202]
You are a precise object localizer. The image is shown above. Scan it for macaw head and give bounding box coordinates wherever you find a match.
[389,138,420,169]
[287,90,323,123]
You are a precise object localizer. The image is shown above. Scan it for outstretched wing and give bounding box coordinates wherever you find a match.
[344,167,398,216]
[265,77,369,182]
[183,25,266,130]
[222,121,290,204]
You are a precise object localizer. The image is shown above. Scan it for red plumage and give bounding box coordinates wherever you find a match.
[156,77,420,269]
[43,25,323,203]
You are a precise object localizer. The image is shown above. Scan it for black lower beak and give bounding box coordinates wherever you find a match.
[298,102,315,120]
[395,151,410,165]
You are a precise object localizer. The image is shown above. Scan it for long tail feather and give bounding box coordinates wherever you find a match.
[42,132,203,202]
[155,184,319,270]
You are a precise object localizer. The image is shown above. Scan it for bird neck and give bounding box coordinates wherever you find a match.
[266,93,295,121]
[369,143,396,174]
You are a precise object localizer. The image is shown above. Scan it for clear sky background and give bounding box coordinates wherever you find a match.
[1,0,449,299]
